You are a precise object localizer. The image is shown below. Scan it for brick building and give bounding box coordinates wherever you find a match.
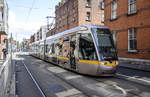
[55,0,104,34]
[0,0,8,59]
[46,27,56,37]
[104,0,150,59]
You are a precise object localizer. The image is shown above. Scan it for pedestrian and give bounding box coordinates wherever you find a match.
[2,48,7,60]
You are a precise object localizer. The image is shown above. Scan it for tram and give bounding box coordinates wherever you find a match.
[30,24,119,76]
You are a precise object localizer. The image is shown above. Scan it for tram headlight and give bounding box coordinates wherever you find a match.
[115,61,119,65]
[101,62,107,65]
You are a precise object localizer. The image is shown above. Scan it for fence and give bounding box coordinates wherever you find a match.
[0,53,14,97]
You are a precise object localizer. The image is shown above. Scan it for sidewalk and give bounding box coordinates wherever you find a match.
[119,58,150,71]
[0,60,4,69]
[7,53,16,97]
[0,54,16,97]
[0,60,4,65]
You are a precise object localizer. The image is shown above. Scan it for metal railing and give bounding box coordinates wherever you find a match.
[0,53,14,97]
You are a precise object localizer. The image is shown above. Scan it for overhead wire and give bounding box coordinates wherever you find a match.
[25,0,36,23]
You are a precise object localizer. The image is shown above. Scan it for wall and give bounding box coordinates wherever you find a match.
[104,0,150,59]
[55,0,104,34]
[78,0,104,25]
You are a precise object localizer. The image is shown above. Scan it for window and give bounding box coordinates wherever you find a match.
[112,31,117,47]
[49,44,55,54]
[128,28,137,51]
[101,12,104,22]
[62,37,70,57]
[86,12,91,21]
[128,0,136,14]
[45,45,49,53]
[78,33,98,60]
[55,39,62,56]
[72,14,76,22]
[100,1,104,10]
[91,28,118,60]
[86,0,91,8]
[111,0,117,20]
[73,1,76,9]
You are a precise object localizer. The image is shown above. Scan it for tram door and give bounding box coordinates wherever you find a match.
[70,34,76,70]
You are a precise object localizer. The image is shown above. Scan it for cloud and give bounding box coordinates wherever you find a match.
[8,10,45,42]
[8,10,16,32]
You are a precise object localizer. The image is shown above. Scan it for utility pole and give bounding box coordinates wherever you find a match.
[46,16,55,31]
[46,16,50,30]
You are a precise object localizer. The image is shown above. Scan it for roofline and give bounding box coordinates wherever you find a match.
[46,24,109,40]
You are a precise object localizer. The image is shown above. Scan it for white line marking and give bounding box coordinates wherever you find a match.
[113,84,127,96]
[22,61,46,97]
[116,73,150,84]
[47,67,67,73]
[65,75,82,80]
[56,89,81,97]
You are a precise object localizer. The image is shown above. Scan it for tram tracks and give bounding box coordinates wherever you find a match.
[22,61,46,97]
[90,74,150,97]
[23,54,150,97]
[25,55,121,97]
[22,55,89,97]
[45,68,90,97]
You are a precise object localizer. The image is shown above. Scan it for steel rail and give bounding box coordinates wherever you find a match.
[22,61,46,97]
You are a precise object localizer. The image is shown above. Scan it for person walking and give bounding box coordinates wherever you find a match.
[2,48,7,60]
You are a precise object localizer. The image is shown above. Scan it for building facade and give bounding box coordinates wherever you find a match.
[104,0,150,59]
[46,27,56,37]
[0,0,8,59]
[55,0,104,34]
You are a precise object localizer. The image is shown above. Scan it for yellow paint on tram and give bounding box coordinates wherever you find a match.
[57,56,69,60]
[78,60,118,67]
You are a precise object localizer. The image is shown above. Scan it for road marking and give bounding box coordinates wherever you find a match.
[116,73,150,84]
[65,75,82,80]
[22,61,46,97]
[113,84,127,96]
[47,67,67,73]
[56,88,81,97]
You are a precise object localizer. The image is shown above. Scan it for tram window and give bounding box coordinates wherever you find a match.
[62,37,70,57]
[70,34,76,56]
[45,45,49,53]
[64,37,69,42]
[49,46,52,54]
[49,43,55,54]
[91,28,113,47]
[41,46,44,53]
[71,34,76,42]
[78,33,98,60]
[98,34,112,47]
[91,28,118,60]
[55,39,62,56]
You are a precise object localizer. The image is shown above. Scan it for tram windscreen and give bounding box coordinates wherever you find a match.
[91,28,118,61]
[79,33,98,60]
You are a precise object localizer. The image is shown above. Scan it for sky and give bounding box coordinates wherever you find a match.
[7,0,60,42]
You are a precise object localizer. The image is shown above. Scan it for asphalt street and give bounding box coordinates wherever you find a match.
[15,53,150,97]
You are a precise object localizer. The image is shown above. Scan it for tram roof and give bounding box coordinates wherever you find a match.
[46,24,108,40]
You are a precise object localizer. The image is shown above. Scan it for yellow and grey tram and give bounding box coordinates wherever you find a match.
[30,24,119,76]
